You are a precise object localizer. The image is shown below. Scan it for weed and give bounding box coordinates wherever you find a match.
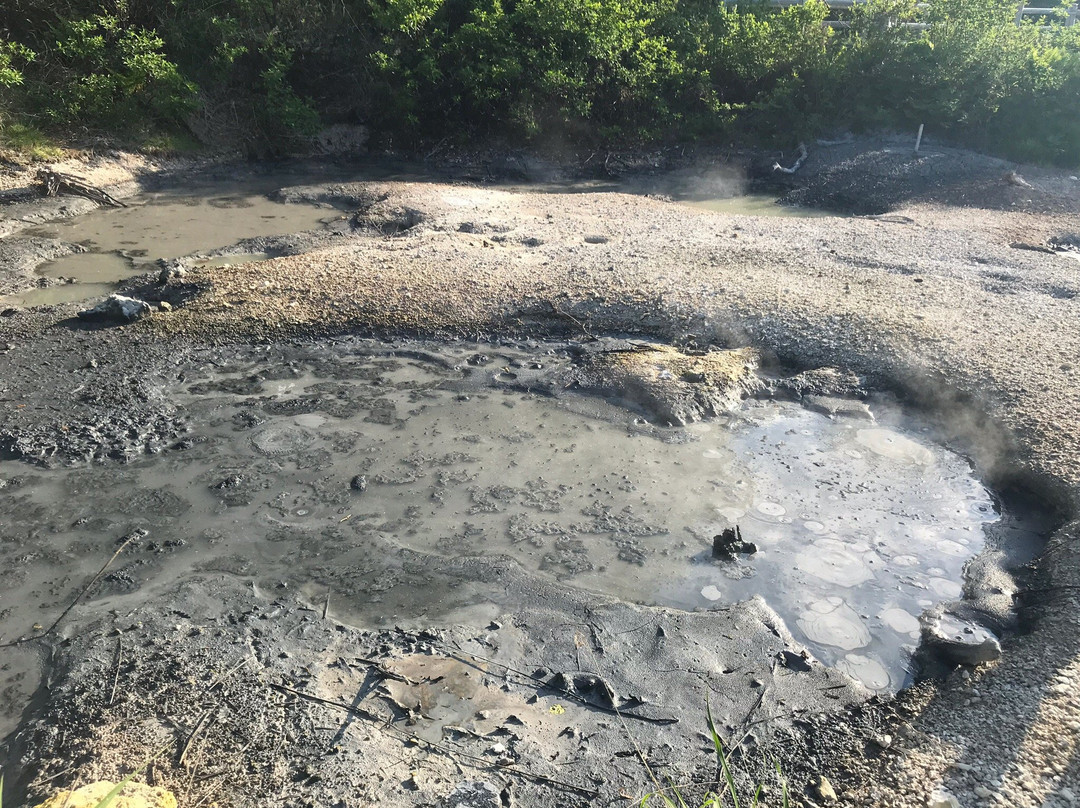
[639,698,789,808]
[0,123,63,162]
[1,747,164,808]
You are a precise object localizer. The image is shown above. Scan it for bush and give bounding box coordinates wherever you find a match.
[33,13,195,131]
[0,0,1076,165]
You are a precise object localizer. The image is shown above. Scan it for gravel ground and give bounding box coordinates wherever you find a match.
[1,139,1079,807]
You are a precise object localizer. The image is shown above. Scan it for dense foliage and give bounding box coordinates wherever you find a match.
[0,0,1077,164]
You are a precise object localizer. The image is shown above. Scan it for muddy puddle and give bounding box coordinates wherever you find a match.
[0,340,1043,738]
[1,178,348,307]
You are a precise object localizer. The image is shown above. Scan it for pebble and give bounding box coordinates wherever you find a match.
[929,791,961,808]
[812,775,838,804]
[871,733,893,749]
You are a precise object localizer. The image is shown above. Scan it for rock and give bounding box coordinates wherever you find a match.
[803,394,873,420]
[560,342,761,426]
[158,301,173,312]
[158,264,186,284]
[77,294,152,324]
[712,525,758,560]
[870,733,893,749]
[443,781,501,808]
[1004,170,1032,188]
[350,474,368,492]
[32,781,177,808]
[1,307,21,317]
[770,366,866,400]
[928,790,961,808]
[922,611,1002,666]
[812,775,838,803]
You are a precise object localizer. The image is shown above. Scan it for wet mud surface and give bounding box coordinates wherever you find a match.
[0,339,1037,703]
[1,141,1078,807]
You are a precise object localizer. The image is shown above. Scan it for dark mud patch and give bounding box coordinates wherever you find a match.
[773,139,1080,216]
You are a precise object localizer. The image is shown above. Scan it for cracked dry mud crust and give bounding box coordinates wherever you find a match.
[2,142,1080,808]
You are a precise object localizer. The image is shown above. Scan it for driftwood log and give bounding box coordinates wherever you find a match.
[772,142,808,175]
[36,168,127,208]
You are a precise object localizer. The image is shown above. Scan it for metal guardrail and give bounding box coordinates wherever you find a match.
[1015,1,1079,23]
[751,0,1078,28]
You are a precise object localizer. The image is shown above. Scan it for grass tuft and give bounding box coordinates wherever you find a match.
[640,697,789,808]
[0,123,64,162]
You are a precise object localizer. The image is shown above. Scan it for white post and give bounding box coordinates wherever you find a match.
[914,123,924,154]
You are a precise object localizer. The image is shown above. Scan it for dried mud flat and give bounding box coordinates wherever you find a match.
[1,140,1080,808]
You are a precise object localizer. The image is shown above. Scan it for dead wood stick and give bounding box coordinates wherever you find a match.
[0,529,145,648]
[37,168,127,207]
[179,708,217,768]
[268,682,600,798]
[37,169,127,207]
[108,639,123,706]
[772,143,808,174]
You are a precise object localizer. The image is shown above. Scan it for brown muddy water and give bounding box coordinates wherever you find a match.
[0,340,1045,739]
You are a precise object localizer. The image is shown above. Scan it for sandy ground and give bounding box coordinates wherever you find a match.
[1,140,1079,807]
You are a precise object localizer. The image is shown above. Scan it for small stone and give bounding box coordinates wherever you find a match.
[871,733,893,749]
[974,785,993,798]
[488,620,502,630]
[812,775,838,803]
[350,474,368,492]
[158,300,173,312]
[929,790,961,808]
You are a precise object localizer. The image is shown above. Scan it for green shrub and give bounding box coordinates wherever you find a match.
[0,0,1077,164]
[37,13,195,131]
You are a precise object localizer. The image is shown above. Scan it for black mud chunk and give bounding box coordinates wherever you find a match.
[802,394,873,420]
[920,610,1002,667]
[778,649,813,672]
[712,525,757,560]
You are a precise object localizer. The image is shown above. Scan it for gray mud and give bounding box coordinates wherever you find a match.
[0,336,1048,808]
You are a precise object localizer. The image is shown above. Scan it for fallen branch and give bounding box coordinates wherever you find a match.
[37,168,127,208]
[0,529,146,648]
[772,143,808,175]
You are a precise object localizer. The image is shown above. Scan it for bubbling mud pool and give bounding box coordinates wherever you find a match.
[0,339,1045,729]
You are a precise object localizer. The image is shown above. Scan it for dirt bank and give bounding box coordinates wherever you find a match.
[1,139,1079,808]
